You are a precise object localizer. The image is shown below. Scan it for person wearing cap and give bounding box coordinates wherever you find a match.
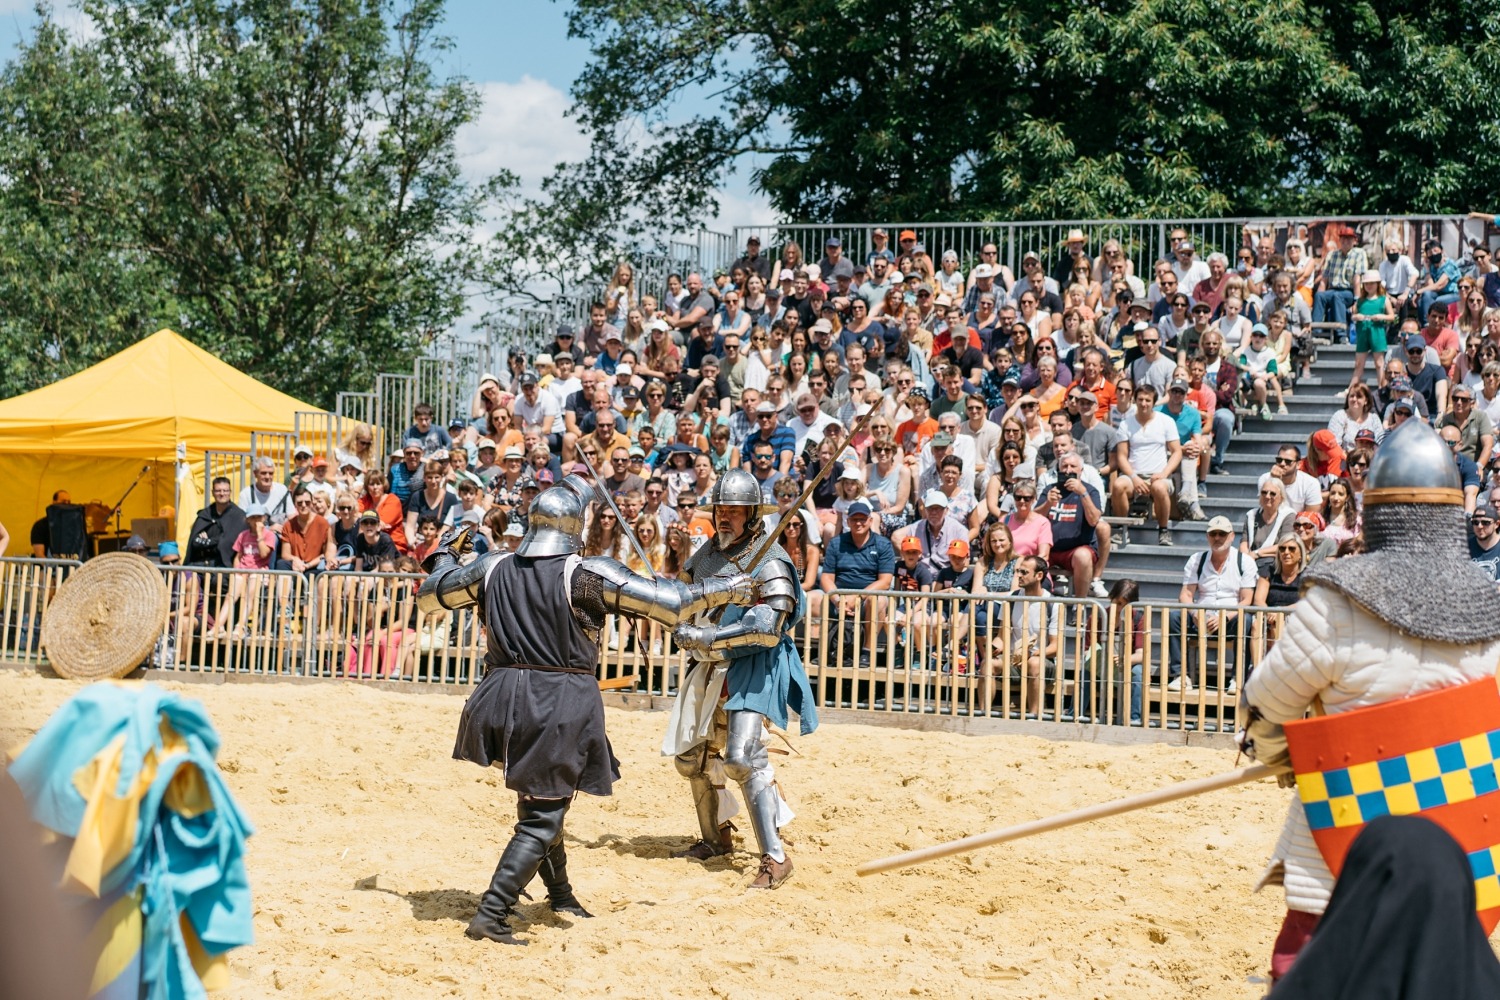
[514,367,561,449]
[286,443,315,490]
[350,509,398,571]
[1312,225,1368,337]
[1398,326,1451,418]
[737,400,796,474]
[860,227,896,268]
[1413,237,1462,322]
[894,488,971,572]
[1438,381,1494,468]
[890,532,937,656]
[547,352,582,409]
[1469,503,1500,583]
[1166,515,1254,693]
[1170,237,1211,293]
[471,437,501,487]
[1236,322,1288,419]
[216,501,277,636]
[302,455,337,504]
[819,498,896,667]
[1154,378,1208,521]
[815,235,854,283]
[786,390,836,456]
[731,234,771,283]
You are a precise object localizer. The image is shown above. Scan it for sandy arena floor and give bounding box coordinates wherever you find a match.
[1,672,1291,999]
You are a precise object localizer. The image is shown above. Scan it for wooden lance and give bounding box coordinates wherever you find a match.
[857,762,1290,876]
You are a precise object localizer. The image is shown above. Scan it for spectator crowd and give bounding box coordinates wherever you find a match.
[17,221,1500,705]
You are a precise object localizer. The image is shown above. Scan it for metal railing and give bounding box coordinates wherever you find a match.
[203,450,253,502]
[730,215,1480,295]
[0,557,1290,737]
[293,411,347,467]
[0,558,80,664]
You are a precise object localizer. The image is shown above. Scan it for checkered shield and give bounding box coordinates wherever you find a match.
[1285,675,1500,933]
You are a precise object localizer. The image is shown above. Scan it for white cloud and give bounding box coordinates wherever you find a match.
[53,7,101,43]
[456,76,589,193]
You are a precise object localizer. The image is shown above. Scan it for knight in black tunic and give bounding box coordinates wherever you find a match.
[418,474,755,944]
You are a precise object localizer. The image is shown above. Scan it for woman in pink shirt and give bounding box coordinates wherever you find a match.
[1003,480,1053,561]
[213,503,277,638]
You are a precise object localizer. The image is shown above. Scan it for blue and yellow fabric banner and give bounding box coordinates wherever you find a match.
[1286,675,1500,933]
[9,682,254,1000]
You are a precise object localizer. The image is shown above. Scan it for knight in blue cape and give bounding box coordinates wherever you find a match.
[664,467,819,890]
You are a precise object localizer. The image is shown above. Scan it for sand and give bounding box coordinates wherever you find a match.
[0,671,1289,999]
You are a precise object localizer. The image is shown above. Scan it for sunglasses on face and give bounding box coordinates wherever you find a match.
[1350,462,1369,470]
[1273,457,1295,466]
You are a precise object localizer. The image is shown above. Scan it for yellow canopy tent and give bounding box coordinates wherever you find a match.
[0,329,315,556]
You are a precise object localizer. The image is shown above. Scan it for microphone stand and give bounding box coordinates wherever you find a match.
[108,464,153,541]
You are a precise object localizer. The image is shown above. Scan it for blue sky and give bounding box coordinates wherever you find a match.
[0,0,770,226]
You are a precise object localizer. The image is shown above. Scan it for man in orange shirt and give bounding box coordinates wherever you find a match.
[1068,347,1116,412]
[279,485,335,574]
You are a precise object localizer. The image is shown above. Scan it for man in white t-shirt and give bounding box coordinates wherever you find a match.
[1110,383,1182,546]
[1166,516,1256,693]
[1255,444,1322,514]
[513,371,561,450]
[1170,240,1212,297]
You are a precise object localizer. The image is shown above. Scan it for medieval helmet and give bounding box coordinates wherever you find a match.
[699,467,777,517]
[1364,417,1462,503]
[516,473,592,557]
[1304,417,1500,643]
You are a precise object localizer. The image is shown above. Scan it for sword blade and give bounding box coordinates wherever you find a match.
[572,447,657,579]
[743,404,879,570]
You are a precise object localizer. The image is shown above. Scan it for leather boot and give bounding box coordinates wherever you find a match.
[671,821,735,860]
[465,797,569,944]
[538,838,592,918]
[749,852,794,890]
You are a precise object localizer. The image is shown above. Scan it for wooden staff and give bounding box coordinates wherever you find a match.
[856,762,1289,876]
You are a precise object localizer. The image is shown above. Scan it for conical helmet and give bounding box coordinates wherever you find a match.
[1364,418,1461,507]
[699,467,777,516]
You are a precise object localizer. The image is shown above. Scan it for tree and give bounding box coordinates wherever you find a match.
[0,0,509,407]
[512,0,1499,263]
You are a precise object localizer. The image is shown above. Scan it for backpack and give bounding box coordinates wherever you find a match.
[1189,549,1249,587]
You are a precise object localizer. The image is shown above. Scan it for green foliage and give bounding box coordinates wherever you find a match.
[0,0,507,408]
[525,0,1500,248]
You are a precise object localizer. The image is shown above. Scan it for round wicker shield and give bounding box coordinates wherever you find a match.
[41,552,170,680]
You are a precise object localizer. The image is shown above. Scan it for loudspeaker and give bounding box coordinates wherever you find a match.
[45,504,87,561]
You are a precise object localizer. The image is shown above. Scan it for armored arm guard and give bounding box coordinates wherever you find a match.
[577,556,756,628]
[417,550,501,615]
[673,558,799,653]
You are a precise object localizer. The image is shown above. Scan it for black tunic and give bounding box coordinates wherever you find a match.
[452,553,619,797]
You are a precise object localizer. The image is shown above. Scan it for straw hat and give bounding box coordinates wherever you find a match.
[41,552,169,680]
